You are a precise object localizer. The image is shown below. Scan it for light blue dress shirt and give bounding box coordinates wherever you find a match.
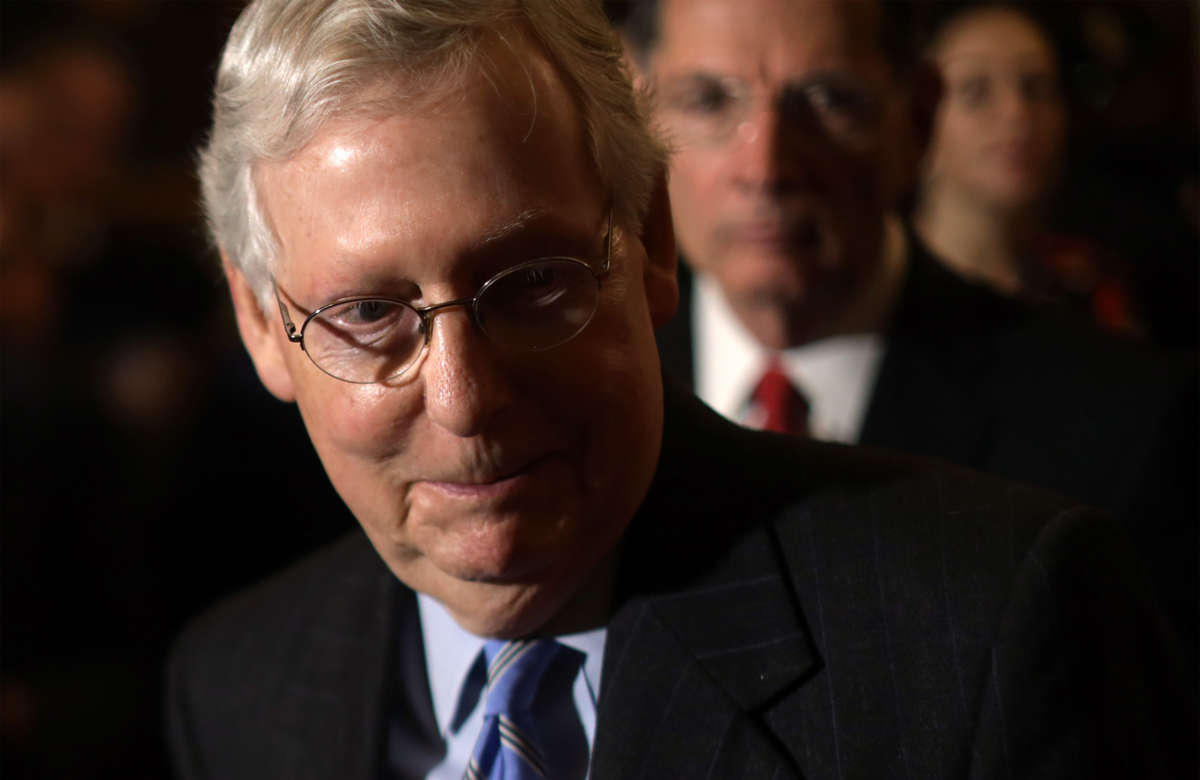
[417,593,606,779]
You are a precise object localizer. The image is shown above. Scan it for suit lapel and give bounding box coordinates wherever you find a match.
[591,387,823,778]
[595,526,817,780]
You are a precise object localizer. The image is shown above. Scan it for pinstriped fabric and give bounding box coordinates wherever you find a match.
[463,639,585,780]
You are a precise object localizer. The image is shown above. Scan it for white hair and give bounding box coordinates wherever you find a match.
[199,0,667,312]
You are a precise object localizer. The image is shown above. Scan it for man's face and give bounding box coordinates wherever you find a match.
[240,34,675,638]
[642,0,909,347]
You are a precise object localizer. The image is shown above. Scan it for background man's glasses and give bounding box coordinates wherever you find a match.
[273,209,613,384]
[657,73,880,147]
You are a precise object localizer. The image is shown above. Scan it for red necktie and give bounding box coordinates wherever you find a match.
[752,357,811,436]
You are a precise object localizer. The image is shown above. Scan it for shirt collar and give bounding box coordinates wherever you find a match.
[416,592,606,738]
[694,270,767,423]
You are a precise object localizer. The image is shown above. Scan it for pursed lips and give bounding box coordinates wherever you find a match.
[419,451,556,498]
[724,217,822,250]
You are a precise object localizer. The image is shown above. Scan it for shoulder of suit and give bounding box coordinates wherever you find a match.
[660,382,1092,556]
[763,445,1136,622]
[774,437,1088,536]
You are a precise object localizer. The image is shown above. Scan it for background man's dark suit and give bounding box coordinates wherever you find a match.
[167,383,1192,779]
[657,230,1198,654]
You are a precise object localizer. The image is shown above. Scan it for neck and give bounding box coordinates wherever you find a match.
[914,181,1039,294]
[537,546,619,636]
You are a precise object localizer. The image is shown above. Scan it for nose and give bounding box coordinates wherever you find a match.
[996,82,1034,128]
[420,307,513,437]
[728,100,802,195]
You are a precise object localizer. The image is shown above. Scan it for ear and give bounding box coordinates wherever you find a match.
[638,171,679,328]
[223,254,297,402]
[620,34,650,90]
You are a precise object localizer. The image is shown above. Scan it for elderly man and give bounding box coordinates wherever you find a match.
[167,1,1190,778]
[615,0,1196,653]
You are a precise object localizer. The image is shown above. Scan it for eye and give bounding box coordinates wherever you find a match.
[784,78,879,140]
[339,299,397,325]
[304,297,424,379]
[798,81,871,119]
[955,75,991,108]
[348,300,391,323]
[318,299,414,337]
[509,265,569,306]
[475,258,598,350]
[480,259,595,321]
[667,76,739,116]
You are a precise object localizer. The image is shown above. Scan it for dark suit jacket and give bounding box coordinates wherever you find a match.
[657,231,1198,653]
[166,383,1193,779]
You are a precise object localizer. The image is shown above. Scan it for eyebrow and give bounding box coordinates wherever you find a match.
[662,68,865,89]
[311,207,589,304]
[473,207,546,248]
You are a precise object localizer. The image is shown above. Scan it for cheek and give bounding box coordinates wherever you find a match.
[667,149,723,260]
[569,289,660,440]
[295,380,413,466]
[823,145,884,231]
[574,330,662,519]
[933,107,981,176]
[292,381,421,546]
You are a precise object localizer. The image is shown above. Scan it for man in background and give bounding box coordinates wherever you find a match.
[613,0,1196,652]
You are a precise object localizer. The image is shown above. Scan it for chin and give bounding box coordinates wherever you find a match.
[984,187,1043,213]
[431,533,554,586]
[452,577,577,640]
[727,258,808,303]
[980,169,1051,206]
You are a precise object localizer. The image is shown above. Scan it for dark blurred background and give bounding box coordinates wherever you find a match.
[0,1,1196,777]
[1,2,354,776]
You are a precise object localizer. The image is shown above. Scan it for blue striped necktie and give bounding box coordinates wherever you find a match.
[464,639,587,780]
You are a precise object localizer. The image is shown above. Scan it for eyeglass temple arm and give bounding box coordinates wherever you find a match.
[598,206,614,276]
[272,282,303,343]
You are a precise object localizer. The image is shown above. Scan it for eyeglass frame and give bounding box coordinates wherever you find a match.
[271,206,614,384]
[655,72,883,149]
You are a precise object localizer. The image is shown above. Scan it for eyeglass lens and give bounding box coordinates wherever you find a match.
[475,259,599,352]
[303,300,424,384]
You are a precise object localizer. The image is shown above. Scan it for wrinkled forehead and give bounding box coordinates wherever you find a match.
[254,28,603,294]
[651,0,886,79]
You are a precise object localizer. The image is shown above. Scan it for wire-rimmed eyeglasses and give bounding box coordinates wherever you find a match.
[272,208,613,384]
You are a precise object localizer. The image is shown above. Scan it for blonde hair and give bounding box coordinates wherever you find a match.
[199,0,667,311]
